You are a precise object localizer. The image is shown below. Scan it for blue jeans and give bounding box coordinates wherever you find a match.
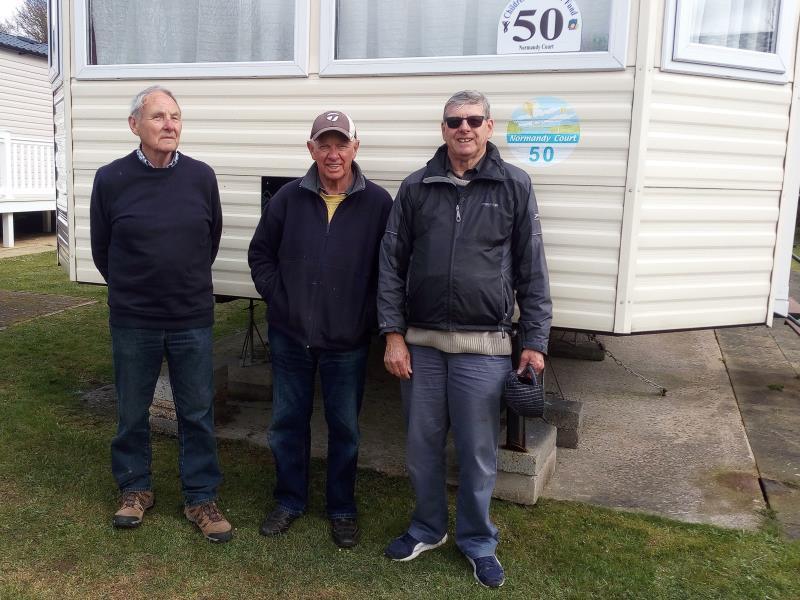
[401,344,510,559]
[268,327,368,519]
[110,325,222,506]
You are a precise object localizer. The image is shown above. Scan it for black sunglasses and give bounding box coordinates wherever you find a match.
[444,115,487,129]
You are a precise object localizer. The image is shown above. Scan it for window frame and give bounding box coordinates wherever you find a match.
[73,0,310,79]
[318,0,631,77]
[662,0,797,84]
[48,0,62,83]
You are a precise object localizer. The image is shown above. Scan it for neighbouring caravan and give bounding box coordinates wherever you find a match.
[52,0,800,334]
[0,33,56,248]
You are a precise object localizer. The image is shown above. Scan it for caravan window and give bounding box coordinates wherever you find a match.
[48,0,62,83]
[319,0,631,75]
[74,0,309,79]
[662,0,797,83]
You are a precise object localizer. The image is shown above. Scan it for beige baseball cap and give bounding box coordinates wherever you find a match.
[309,110,357,141]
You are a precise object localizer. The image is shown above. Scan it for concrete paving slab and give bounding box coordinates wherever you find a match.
[716,325,800,538]
[212,342,410,479]
[543,330,765,530]
[0,233,56,259]
[716,327,800,485]
[82,326,770,531]
[0,290,96,329]
[771,318,800,376]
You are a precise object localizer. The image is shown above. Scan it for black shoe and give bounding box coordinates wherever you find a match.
[259,507,300,536]
[331,517,360,548]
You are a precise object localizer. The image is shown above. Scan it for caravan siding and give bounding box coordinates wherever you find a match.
[70,72,634,331]
[54,86,70,271]
[628,72,792,332]
[0,49,52,138]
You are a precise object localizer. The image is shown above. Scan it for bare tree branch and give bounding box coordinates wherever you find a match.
[4,0,48,43]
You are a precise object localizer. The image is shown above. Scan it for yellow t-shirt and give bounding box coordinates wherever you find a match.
[320,192,346,223]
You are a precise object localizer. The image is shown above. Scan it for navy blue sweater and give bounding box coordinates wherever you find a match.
[90,151,222,329]
[248,164,392,350]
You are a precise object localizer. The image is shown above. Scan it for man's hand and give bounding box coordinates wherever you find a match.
[517,348,544,375]
[384,333,412,379]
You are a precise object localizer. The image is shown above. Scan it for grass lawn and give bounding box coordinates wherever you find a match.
[1,252,799,599]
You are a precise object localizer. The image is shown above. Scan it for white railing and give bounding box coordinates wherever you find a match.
[0,131,55,201]
[0,131,10,199]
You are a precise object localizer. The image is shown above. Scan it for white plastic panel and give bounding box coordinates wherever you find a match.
[629,188,778,331]
[644,72,791,190]
[538,185,624,331]
[0,49,53,138]
[69,72,634,331]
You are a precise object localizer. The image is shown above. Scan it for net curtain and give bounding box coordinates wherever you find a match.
[334,0,613,59]
[689,0,780,52]
[89,0,295,65]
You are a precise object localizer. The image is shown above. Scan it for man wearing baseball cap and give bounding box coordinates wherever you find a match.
[248,111,392,548]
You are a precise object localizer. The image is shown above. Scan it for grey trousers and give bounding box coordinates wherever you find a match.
[401,344,510,558]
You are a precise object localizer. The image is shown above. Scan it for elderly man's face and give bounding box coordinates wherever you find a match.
[306,131,360,188]
[128,92,182,162]
[441,103,493,165]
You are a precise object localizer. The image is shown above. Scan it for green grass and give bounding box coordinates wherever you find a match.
[1,252,799,599]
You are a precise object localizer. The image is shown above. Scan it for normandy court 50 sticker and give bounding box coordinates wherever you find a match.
[506,97,581,167]
[497,0,581,55]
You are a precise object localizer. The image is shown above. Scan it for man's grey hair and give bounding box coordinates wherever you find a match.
[442,90,491,121]
[130,85,179,119]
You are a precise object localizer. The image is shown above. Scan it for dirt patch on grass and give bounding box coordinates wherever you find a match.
[2,566,166,600]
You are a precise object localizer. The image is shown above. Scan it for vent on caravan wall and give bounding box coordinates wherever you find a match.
[261,176,295,213]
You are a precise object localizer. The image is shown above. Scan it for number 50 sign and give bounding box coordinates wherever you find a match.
[497,0,582,55]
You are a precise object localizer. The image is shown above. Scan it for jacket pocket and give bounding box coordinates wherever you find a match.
[501,273,510,321]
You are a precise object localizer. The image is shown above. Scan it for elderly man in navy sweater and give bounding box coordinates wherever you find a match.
[248,111,392,548]
[90,85,232,543]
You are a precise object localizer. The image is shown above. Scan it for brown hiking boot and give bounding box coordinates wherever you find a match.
[184,501,233,543]
[112,490,154,528]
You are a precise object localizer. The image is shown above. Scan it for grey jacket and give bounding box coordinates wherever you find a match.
[377,142,552,353]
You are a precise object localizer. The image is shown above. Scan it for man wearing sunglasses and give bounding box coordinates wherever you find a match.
[378,90,551,588]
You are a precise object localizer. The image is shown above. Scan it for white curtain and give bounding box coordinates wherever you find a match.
[335,0,613,59]
[90,0,295,65]
[689,0,779,52]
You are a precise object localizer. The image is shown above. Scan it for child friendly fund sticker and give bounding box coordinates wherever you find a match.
[497,0,581,55]
[506,97,580,167]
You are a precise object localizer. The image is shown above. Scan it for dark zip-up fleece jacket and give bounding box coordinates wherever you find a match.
[378,142,552,354]
[248,162,393,351]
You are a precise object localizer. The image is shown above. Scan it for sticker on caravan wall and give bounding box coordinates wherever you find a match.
[497,0,581,55]
[506,97,580,167]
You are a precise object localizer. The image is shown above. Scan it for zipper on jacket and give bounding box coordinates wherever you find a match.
[307,193,338,346]
[447,188,463,330]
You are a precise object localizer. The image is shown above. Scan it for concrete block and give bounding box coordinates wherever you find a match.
[498,419,556,476]
[493,448,557,505]
[548,338,605,361]
[150,403,176,420]
[150,363,231,428]
[150,416,178,437]
[213,363,228,398]
[227,362,271,402]
[153,374,173,402]
[543,394,584,430]
[556,428,580,449]
[445,420,557,504]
